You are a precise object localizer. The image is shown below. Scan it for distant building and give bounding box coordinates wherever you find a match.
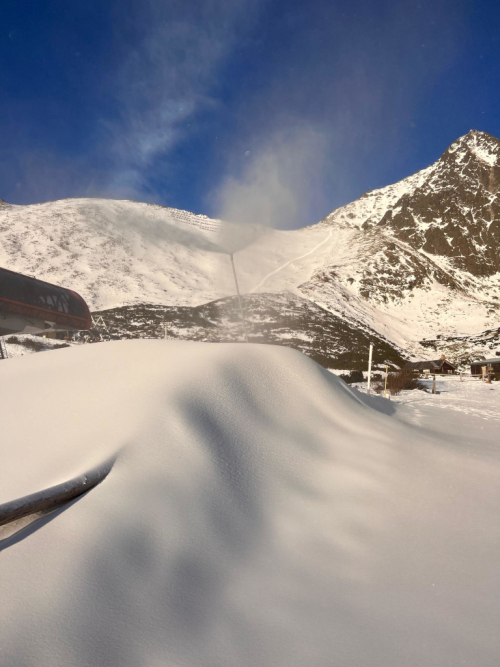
[403,355,456,374]
[470,357,500,376]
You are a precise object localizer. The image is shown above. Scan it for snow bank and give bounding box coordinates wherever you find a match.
[0,341,499,666]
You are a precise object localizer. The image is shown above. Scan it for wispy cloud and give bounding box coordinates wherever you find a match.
[100,0,262,198]
[3,0,469,222]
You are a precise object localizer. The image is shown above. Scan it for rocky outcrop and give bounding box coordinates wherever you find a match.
[94,292,406,371]
[373,131,500,275]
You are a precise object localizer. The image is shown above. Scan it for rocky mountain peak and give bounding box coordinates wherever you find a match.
[446,129,500,167]
[372,130,500,276]
[305,130,500,359]
[436,130,500,188]
[322,130,500,276]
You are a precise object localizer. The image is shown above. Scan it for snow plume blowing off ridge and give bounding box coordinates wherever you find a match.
[214,125,327,233]
[209,126,327,338]
[212,126,324,268]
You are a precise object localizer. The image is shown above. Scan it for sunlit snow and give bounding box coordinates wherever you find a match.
[0,341,499,666]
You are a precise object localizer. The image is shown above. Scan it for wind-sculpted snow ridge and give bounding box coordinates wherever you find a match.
[0,340,499,666]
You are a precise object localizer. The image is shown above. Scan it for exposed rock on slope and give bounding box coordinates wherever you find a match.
[420,327,500,367]
[377,131,500,276]
[306,130,500,357]
[318,131,500,297]
[94,292,406,370]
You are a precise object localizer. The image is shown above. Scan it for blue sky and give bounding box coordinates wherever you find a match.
[1,0,499,227]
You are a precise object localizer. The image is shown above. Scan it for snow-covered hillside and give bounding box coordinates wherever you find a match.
[1,341,499,666]
[1,130,499,364]
[0,198,234,310]
[0,197,335,310]
[92,292,407,370]
[309,129,500,358]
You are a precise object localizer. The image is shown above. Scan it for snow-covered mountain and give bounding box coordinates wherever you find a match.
[1,130,499,367]
[306,129,500,361]
[0,198,230,309]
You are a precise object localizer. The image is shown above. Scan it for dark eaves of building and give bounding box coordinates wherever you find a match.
[403,355,456,374]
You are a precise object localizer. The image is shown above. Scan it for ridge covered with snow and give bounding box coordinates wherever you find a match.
[1,130,499,364]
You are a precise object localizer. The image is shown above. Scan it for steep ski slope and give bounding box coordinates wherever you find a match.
[0,197,333,311]
[1,341,499,666]
[0,198,233,310]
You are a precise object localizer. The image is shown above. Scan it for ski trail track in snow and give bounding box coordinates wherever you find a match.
[251,229,333,293]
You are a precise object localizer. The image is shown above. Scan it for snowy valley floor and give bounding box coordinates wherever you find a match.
[0,341,499,667]
[356,376,500,437]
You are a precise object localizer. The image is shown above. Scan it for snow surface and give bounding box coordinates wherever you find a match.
[470,144,498,167]
[1,341,499,666]
[0,197,333,311]
[2,334,73,359]
[466,131,499,167]
[358,376,500,426]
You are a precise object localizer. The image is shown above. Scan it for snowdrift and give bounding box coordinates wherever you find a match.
[0,341,499,666]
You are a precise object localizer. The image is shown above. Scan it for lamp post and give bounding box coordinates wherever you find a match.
[367,343,373,394]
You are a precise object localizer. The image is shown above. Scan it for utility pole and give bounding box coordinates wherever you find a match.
[367,343,373,394]
[229,253,249,343]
